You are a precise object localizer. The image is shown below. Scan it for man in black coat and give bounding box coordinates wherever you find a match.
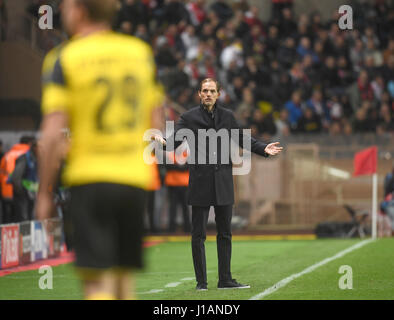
[155,78,282,290]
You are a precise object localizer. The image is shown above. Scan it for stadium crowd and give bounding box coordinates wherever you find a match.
[111,0,394,143]
[20,0,394,143]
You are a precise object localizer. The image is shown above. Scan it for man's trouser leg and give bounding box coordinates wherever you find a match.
[214,205,233,282]
[191,206,209,285]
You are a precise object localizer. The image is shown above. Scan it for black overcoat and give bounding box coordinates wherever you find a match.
[165,104,269,206]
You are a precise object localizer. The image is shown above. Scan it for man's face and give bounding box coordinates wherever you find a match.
[198,81,220,109]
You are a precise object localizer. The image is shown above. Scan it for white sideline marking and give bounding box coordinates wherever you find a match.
[165,282,182,288]
[180,277,195,281]
[139,289,164,294]
[249,239,375,300]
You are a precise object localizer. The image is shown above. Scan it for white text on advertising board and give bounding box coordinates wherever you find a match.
[4,229,18,265]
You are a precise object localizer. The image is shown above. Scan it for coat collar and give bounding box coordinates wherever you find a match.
[200,102,217,115]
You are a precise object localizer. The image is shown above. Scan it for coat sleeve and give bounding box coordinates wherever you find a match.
[164,113,189,152]
[229,112,269,157]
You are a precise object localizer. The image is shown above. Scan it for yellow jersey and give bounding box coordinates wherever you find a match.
[41,30,163,189]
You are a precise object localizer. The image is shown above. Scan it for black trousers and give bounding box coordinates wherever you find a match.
[191,205,232,285]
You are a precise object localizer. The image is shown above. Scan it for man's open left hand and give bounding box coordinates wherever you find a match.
[264,142,283,156]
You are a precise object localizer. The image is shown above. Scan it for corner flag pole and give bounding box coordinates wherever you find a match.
[372,173,378,240]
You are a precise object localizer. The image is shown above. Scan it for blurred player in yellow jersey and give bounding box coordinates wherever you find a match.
[36,0,164,300]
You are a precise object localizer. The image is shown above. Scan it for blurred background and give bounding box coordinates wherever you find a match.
[0,0,393,237]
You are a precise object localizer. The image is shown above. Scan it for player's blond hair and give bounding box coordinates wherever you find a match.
[76,0,118,23]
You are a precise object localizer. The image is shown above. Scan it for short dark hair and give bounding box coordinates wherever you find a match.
[198,78,221,92]
[20,136,35,145]
[76,0,118,23]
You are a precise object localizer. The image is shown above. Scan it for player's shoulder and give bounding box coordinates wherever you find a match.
[42,41,68,73]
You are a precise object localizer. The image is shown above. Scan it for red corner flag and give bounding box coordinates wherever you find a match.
[353,146,377,176]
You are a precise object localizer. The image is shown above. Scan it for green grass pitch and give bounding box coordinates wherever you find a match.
[0,238,393,300]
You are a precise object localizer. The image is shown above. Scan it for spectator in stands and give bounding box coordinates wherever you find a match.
[38,0,394,142]
[289,61,310,93]
[320,56,340,92]
[249,108,277,141]
[337,55,355,88]
[302,55,319,85]
[284,90,303,131]
[271,0,293,21]
[268,59,283,90]
[220,38,244,70]
[181,24,199,60]
[297,37,318,63]
[115,0,149,34]
[342,119,353,136]
[352,106,372,133]
[310,11,323,33]
[244,5,264,30]
[277,37,296,69]
[383,38,394,64]
[305,89,330,129]
[243,24,265,57]
[241,56,269,88]
[228,75,245,105]
[364,55,380,79]
[275,72,293,107]
[265,25,280,61]
[186,0,207,27]
[155,37,178,68]
[349,38,365,72]
[358,69,375,101]
[232,9,250,39]
[161,0,190,26]
[134,24,150,42]
[278,7,297,38]
[236,87,255,121]
[348,69,375,112]
[274,109,291,140]
[184,58,201,88]
[210,0,233,22]
[297,107,322,133]
[328,120,342,136]
[371,75,386,102]
[381,54,394,84]
[340,93,354,119]
[326,94,343,122]
[164,59,190,99]
[378,102,394,132]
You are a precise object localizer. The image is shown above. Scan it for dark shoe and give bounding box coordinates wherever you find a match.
[196,283,208,291]
[218,279,250,289]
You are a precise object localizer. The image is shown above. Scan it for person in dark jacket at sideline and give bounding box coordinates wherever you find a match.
[153,78,283,291]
